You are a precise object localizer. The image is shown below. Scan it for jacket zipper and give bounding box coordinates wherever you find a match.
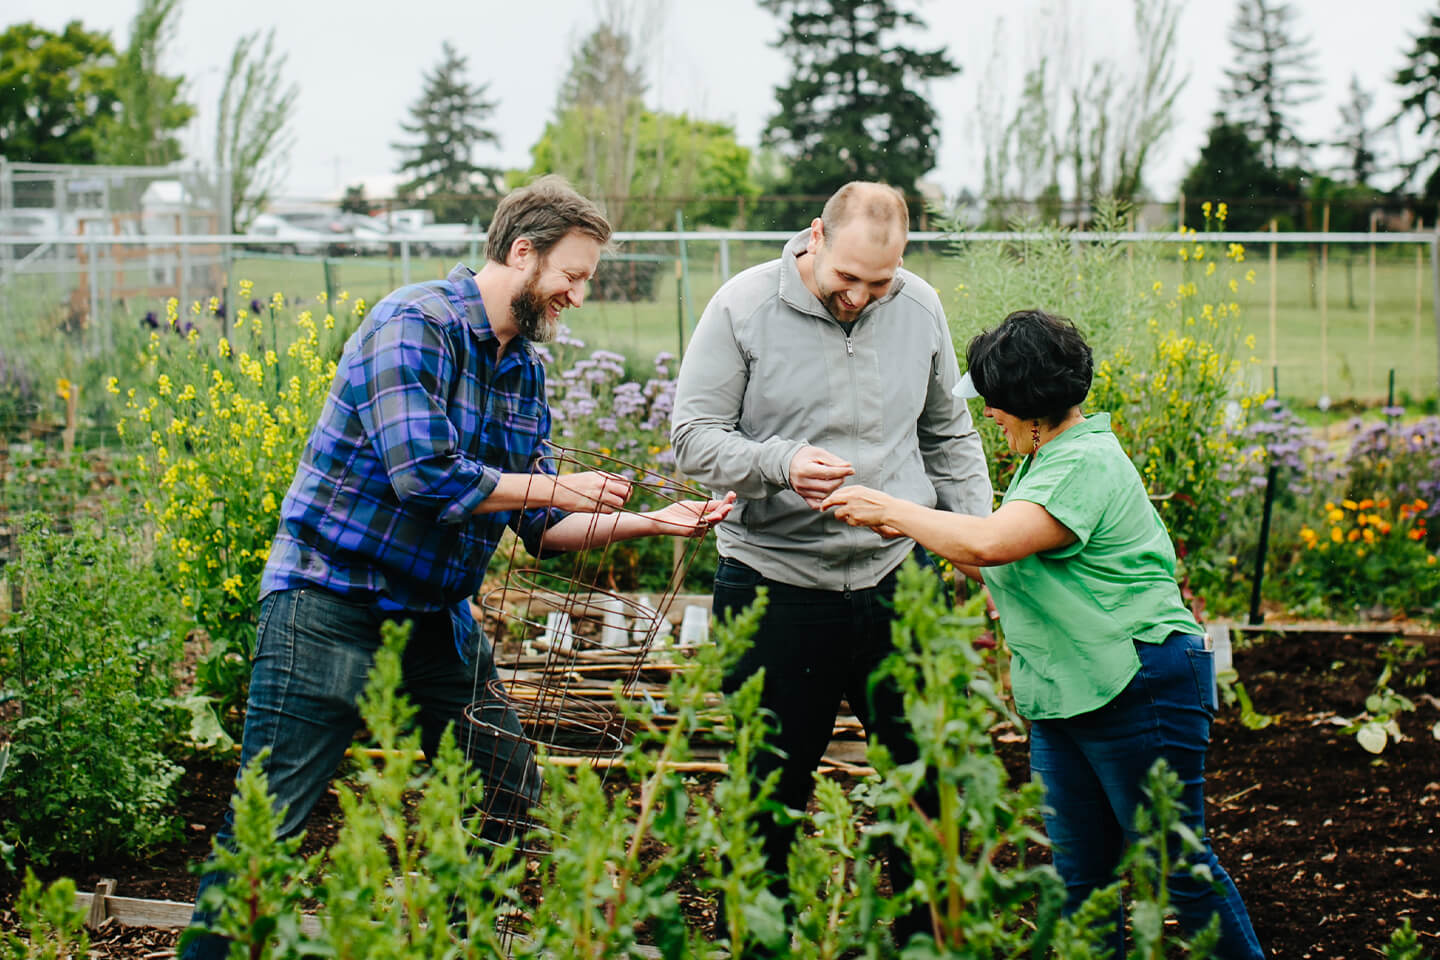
[843,328,858,590]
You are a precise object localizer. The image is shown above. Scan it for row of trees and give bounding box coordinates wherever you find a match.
[1180,0,1440,231]
[10,0,1440,233]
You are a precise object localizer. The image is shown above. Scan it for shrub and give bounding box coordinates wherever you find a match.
[0,515,187,865]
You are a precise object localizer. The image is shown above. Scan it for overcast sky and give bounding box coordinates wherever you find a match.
[9,0,1436,204]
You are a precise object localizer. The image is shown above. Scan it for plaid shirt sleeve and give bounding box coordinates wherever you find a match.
[352,307,498,524]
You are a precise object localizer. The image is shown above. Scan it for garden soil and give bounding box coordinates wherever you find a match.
[2,627,1437,958]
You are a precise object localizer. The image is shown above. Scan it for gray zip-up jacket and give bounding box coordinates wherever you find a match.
[671,230,992,591]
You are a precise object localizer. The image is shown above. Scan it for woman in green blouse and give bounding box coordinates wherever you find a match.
[822,309,1264,959]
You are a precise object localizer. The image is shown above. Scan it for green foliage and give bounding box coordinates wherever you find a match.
[1180,116,1304,230]
[758,0,958,199]
[1382,918,1426,960]
[0,515,186,865]
[1286,497,1440,618]
[942,204,1264,569]
[1,870,89,960]
[393,40,501,221]
[1109,761,1220,960]
[0,21,119,164]
[215,28,299,233]
[527,107,759,231]
[95,0,194,167]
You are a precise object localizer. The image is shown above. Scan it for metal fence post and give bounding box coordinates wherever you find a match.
[401,239,411,287]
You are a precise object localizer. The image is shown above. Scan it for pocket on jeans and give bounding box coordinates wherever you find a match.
[713,557,764,592]
[1185,644,1219,715]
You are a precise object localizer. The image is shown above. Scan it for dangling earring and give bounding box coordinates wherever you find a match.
[1031,421,1042,453]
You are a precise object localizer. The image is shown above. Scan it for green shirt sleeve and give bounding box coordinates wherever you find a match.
[1009,445,1118,559]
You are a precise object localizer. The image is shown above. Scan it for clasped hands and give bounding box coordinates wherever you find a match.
[790,445,902,537]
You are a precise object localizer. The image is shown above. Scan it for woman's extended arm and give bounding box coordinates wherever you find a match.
[821,485,1076,566]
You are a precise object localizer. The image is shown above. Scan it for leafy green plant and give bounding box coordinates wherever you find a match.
[0,514,187,865]
[0,870,89,960]
[1343,661,1418,756]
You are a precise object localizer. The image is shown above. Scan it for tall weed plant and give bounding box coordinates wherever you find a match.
[117,287,356,727]
[0,515,187,867]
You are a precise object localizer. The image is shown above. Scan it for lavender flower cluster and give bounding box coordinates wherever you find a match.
[541,326,679,477]
[1222,397,1339,502]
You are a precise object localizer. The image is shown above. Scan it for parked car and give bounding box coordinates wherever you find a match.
[244,213,329,256]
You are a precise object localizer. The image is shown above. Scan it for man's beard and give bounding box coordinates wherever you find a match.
[819,286,861,324]
[511,271,558,343]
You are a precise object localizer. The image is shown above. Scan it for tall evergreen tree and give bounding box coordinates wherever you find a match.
[392,41,501,219]
[1393,5,1440,192]
[1222,0,1320,171]
[96,0,194,167]
[758,0,959,199]
[1334,74,1379,186]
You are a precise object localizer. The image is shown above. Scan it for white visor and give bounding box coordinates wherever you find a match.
[952,371,980,400]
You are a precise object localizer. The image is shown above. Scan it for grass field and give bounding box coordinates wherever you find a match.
[4,237,1437,410]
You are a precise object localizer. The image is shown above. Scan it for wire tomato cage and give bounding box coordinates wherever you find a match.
[461,443,717,858]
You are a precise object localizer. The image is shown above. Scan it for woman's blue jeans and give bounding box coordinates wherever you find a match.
[1028,631,1265,959]
[181,587,538,960]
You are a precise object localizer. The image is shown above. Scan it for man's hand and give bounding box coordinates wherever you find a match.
[789,445,855,509]
[552,470,632,513]
[647,492,738,537]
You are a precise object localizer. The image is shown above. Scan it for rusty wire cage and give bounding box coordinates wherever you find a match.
[460,444,717,861]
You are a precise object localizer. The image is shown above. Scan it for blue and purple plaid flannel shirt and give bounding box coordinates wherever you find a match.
[261,264,565,658]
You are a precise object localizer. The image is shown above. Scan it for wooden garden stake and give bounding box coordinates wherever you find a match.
[1268,220,1279,374]
[1416,219,1425,399]
[1369,210,1378,399]
[1320,204,1330,404]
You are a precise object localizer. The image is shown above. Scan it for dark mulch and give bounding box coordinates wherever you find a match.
[2,628,1437,958]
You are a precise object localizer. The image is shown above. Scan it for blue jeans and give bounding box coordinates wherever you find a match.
[181,587,538,960]
[713,552,939,948]
[1028,632,1265,959]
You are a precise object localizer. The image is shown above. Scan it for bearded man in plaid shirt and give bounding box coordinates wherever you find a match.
[182,177,732,960]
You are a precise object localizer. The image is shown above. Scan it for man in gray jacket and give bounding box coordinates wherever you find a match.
[671,181,991,948]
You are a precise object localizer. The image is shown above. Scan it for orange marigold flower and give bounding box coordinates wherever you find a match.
[1359,498,1374,510]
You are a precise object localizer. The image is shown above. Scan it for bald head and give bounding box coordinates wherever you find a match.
[819,182,910,248]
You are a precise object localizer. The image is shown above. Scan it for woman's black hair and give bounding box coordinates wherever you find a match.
[964,309,1093,426]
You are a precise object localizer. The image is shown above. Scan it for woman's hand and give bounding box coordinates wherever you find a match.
[821,485,897,530]
[647,491,737,537]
